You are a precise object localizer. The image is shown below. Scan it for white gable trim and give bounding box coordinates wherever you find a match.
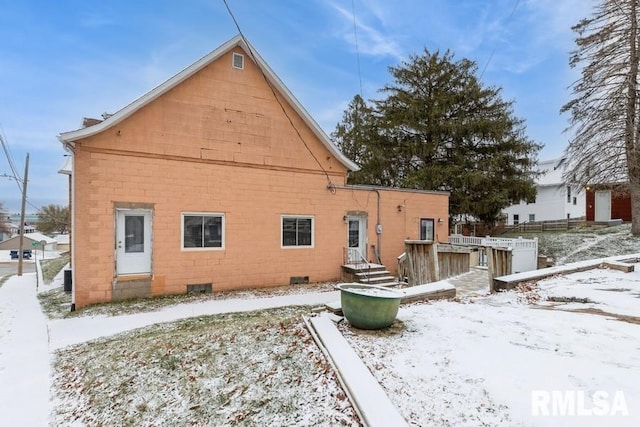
[58,34,359,172]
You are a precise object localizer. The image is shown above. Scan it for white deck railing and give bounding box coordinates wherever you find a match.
[448,234,538,274]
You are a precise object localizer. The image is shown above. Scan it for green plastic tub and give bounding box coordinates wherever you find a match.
[336,283,404,330]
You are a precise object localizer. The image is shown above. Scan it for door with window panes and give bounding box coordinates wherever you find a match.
[346,215,367,264]
[116,209,152,275]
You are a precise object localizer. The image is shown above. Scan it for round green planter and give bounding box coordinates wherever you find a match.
[336,284,404,330]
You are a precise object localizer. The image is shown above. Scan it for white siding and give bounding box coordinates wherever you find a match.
[502,158,586,225]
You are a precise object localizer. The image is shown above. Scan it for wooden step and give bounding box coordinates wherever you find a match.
[358,275,397,285]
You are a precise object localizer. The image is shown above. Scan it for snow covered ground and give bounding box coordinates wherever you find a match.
[0,229,639,425]
[342,264,640,426]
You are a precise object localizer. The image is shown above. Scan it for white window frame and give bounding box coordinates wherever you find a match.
[181,212,225,251]
[281,215,314,248]
[232,52,244,70]
[419,218,435,241]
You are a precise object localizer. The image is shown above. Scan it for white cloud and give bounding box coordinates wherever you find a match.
[329,2,404,61]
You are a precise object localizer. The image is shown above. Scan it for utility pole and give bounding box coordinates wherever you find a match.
[17,153,29,277]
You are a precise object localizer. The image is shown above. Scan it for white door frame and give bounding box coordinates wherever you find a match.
[115,209,152,275]
[346,214,367,264]
[594,190,611,222]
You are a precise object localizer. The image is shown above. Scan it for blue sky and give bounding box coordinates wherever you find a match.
[0,0,595,213]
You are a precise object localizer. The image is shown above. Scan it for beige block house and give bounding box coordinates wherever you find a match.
[59,35,449,308]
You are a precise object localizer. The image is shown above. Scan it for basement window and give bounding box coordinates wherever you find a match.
[232,53,244,70]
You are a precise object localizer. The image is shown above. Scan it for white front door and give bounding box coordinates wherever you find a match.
[347,215,367,264]
[116,209,152,275]
[595,191,611,222]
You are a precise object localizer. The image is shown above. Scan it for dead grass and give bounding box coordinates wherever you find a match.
[38,281,338,320]
[40,253,70,283]
[37,288,72,320]
[50,307,359,426]
[534,305,640,325]
[524,224,640,265]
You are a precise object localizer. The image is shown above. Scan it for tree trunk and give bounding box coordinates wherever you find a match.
[628,0,640,236]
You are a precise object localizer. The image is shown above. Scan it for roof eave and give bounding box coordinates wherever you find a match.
[57,35,359,172]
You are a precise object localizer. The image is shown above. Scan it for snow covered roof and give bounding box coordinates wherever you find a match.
[23,232,57,244]
[57,34,359,172]
[54,234,70,244]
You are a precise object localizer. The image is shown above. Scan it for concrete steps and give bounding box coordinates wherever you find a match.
[342,263,398,286]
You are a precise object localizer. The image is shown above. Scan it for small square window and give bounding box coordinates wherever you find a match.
[529,214,535,222]
[232,53,244,70]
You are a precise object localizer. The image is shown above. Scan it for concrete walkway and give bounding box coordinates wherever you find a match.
[0,273,50,427]
[3,268,494,426]
[448,267,489,297]
[48,290,340,350]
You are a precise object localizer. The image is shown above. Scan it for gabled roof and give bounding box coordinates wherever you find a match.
[0,232,56,249]
[58,34,359,171]
[536,157,568,187]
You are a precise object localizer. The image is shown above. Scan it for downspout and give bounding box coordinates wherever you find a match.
[374,188,381,264]
[62,140,76,311]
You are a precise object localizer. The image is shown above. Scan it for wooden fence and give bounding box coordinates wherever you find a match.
[499,217,586,234]
[486,246,512,292]
[398,241,471,286]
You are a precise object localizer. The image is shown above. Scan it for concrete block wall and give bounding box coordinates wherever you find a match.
[69,46,449,307]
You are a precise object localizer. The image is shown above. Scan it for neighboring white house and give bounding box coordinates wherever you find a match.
[503,158,586,225]
[4,222,36,236]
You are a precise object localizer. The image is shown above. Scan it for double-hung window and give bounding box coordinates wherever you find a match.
[281,215,314,247]
[182,213,225,249]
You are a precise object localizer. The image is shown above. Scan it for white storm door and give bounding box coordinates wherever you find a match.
[116,209,152,275]
[347,216,367,264]
[594,191,611,222]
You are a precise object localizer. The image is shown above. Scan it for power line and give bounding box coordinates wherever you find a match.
[479,0,521,79]
[222,0,335,187]
[351,0,364,99]
[0,127,23,193]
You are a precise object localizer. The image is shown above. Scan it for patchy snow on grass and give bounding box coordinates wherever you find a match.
[534,224,640,265]
[3,227,640,425]
[536,266,640,319]
[51,307,359,426]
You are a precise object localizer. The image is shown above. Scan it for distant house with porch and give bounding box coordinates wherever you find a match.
[58,35,450,309]
[502,157,585,225]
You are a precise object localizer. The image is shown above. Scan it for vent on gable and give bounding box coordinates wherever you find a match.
[232,53,244,70]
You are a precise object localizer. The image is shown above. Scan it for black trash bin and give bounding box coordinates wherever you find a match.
[63,269,72,292]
